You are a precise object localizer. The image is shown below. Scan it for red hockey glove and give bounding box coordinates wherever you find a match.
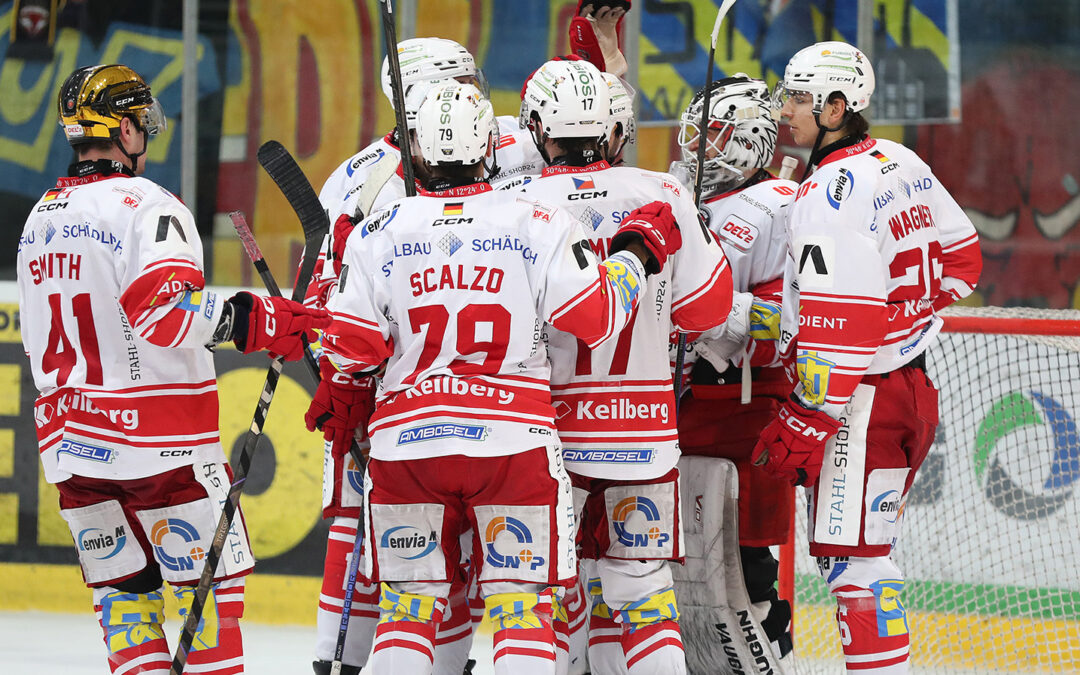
[305,358,377,454]
[570,2,631,77]
[609,201,683,275]
[331,212,358,277]
[752,396,842,486]
[229,291,329,360]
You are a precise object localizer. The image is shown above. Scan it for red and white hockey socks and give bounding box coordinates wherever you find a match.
[174,577,246,675]
[833,582,910,673]
[616,588,685,675]
[554,577,590,675]
[586,574,627,675]
[487,588,559,675]
[819,555,910,673]
[95,587,169,675]
[371,584,447,674]
[315,518,379,668]
[432,575,480,675]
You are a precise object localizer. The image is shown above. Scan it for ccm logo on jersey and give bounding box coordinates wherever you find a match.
[718,215,759,252]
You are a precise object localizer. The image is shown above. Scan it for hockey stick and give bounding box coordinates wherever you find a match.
[378,0,418,198]
[675,0,737,417]
[169,143,329,675]
[229,211,369,675]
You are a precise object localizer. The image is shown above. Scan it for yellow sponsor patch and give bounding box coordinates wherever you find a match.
[797,351,835,405]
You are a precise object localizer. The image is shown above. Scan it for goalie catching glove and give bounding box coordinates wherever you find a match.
[216,291,329,360]
[752,395,842,486]
[609,200,682,275]
[305,358,377,454]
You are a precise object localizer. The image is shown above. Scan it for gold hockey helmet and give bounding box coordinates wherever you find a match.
[57,64,166,145]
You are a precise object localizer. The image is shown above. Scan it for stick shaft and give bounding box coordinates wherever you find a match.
[379,0,417,197]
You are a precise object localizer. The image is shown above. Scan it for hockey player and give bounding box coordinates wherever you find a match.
[18,64,328,675]
[319,81,680,675]
[667,75,797,668]
[517,58,734,675]
[761,42,982,672]
[601,72,635,167]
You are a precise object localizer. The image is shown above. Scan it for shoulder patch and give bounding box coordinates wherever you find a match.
[346,148,387,177]
[794,235,835,288]
[825,168,855,210]
[661,179,682,197]
[716,214,759,252]
[361,203,399,238]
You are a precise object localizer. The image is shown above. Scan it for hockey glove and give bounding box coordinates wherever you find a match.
[609,201,683,275]
[751,395,842,486]
[331,212,358,277]
[305,358,377,454]
[229,291,330,360]
[569,3,630,77]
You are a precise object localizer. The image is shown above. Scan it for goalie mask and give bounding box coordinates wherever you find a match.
[771,41,875,115]
[676,75,777,198]
[415,82,497,169]
[58,64,166,145]
[381,37,489,125]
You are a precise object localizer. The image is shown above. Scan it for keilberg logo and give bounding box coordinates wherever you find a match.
[974,391,1080,520]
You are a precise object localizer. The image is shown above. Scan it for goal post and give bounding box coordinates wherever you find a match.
[782,306,1080,674]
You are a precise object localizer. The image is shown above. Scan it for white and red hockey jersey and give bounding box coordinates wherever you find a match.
[517,161,734,480]
[780,137,982,414]
[17,171,228,483]
[680,175,797,378]
[320,182,647,461]
[318,117,543,224]
[308,118,544,309]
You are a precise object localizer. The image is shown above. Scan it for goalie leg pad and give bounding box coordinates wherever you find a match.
[94,586,169,674]
[484,585,559,674]
[672,455,790,675]
[819,555,910,673]
[371,581,449,674]
[315,516,378,666]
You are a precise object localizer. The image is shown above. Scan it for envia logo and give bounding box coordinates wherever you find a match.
[612,496,670,548]
[870,490,902,524]
[484,516,544,570]
[380,526,439,560]
[150,518,205,572]
[78,526,127,560]
[974,391,1080,520]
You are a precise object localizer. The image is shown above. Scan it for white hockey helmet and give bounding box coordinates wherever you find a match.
[415,82,497,167]
[519,59,611,140]
[772,41,875,114]
[677,75,777,194]
[381,37,487,124]
[603,72,636,148]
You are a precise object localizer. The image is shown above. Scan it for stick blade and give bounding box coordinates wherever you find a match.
[256,140,328,242]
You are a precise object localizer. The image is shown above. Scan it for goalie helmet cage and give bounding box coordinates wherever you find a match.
[780,306,1080,674]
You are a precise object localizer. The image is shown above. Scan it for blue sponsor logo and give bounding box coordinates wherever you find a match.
[78,526,128,560]
[398,423,488,445]
[380,525,439,560]
[563,449,654,463]
[345,148,386,177]
[150,518,204,572]
[63,223,123,252]
[203,291,217,320]
[871,489,902,523]
[612,496,670,548]
[484,516,544,570]
[826,168,855,210]
[58,441,115,463]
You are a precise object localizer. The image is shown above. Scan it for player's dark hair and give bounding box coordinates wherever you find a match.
[76,138,118,157]
[827,91,869,137]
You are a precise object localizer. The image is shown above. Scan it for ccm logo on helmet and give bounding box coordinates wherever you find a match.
[779,405,831,440]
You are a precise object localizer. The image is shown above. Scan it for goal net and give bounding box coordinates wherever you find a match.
[786,306,1080,674]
